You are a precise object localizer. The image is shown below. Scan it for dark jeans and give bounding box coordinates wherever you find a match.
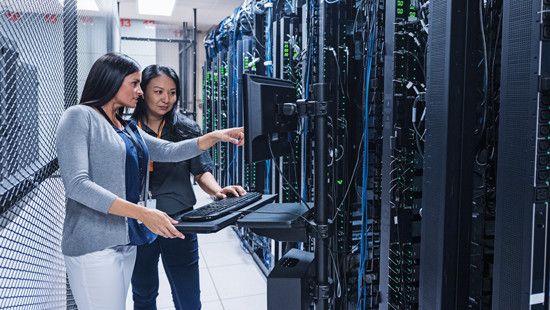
[132,234,201,310]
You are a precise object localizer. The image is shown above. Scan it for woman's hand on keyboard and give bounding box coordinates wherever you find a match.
[139,209,185,239]
[215,185,247,199]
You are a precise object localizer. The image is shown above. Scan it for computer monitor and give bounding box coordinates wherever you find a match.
[242,74,298,163]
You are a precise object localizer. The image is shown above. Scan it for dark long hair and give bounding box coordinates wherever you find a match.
[132,65,181,124]
[80,53,141,110]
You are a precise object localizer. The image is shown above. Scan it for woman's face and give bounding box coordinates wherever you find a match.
[144,74,177,119]
[114,71,143,109]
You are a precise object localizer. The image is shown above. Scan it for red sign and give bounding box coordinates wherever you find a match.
[120,18,131,27]
[79,16,94,25]
[5,11,21,22]
[143,20,155,28]
[44,14,58,24]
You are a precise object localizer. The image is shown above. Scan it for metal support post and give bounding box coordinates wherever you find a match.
[314,1,329,309]
[192,8,198,121]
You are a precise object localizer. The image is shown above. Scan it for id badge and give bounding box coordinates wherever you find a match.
[138,199,157,210]
[137,199,157,224]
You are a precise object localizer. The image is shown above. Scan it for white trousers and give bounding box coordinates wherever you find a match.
[65,245,137,310]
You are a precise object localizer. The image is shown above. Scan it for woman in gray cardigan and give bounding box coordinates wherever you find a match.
[55,53,244,310]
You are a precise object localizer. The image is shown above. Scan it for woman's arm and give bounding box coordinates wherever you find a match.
[138,128,202,163]
[197,127,245,150]
[108,198,184,239]
[195,172,247,199]
[195,172,223,196]
[56,106,119,214]
[139,127,244,163]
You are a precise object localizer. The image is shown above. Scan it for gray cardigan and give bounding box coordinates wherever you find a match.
[56,105,204,256]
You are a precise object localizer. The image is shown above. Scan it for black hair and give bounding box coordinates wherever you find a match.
[132,65,181,124]
[80,52,141,113]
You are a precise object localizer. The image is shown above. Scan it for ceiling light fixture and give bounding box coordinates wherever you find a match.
[138,0,176,16]
[78,0,99,11]
[57,0,99,11]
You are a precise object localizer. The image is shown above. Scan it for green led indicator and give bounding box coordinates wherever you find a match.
[337,179,343,185]
[409,5,417,18]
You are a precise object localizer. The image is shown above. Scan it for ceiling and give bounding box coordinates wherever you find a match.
[118,0,243,31]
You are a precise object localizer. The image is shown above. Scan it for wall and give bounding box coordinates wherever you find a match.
[178,29,207,128]
[119,19,209,127]
[119,19,183,71]
[77,2,117,99]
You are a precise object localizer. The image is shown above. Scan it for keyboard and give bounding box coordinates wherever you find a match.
[179,192,263,222]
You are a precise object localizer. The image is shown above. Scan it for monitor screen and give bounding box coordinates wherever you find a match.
[242,74,298,163]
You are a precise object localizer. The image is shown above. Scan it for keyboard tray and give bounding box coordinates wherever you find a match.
[236,202,312,242]
[174,194,277,234]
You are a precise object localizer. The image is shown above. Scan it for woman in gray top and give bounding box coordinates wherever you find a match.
[55,53,244,310]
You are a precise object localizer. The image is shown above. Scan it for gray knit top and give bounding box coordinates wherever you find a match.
[55,105,204,256]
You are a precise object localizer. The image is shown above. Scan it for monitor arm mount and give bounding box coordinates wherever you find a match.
[280,96,333,307]
[280,99,327,118]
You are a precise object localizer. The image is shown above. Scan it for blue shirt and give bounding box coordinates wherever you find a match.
[116,122,155,245]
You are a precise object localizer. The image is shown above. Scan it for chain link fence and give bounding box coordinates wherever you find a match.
[0,0,113,308]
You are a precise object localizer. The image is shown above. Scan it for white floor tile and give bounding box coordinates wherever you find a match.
[199,253,207,270]
[200,269,220,302]
[209,264,267,299]
[198,227,239,244]
[125,290,133,309]
[158,259,166,275]
[200,240,255,268]
[222,294,267,310]
[201,299,224,310]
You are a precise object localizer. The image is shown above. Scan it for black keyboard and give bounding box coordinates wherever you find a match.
[179,192,263,222]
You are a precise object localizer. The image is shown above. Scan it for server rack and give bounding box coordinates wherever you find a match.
[492,0,550,308]
[419,0,486,308]
[380,0,428,308]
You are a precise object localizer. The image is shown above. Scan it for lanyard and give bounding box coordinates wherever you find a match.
[96,107,123,128]
[137,119,165,172]
[124,126,149,201]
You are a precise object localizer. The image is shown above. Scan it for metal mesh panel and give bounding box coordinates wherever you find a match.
[0,0,78,308]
